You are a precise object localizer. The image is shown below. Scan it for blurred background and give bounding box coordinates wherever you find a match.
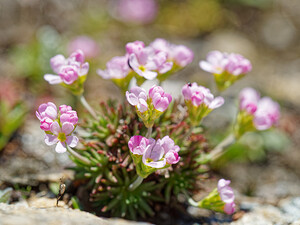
[0,0,300,221]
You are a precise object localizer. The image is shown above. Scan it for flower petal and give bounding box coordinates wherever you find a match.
[44,134,58,146]
[61,122,74,135]
[50,121,61,135]
[55,142,67,153]
[79,62,89,76]
[66,135,79,147]
[44,74,63,84]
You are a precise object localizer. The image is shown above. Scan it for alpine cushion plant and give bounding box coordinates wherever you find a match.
[200,51,252,91]
[38,38,281,221]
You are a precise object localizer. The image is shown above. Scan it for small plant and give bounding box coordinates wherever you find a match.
[37,39,280,220]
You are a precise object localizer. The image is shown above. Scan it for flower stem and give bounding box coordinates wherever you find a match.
[183,190,198,207]
[129,175,144,191]
[145,127,152,139]
[66,144,91,165]
[209,134,236,162]
[79,95,97,120]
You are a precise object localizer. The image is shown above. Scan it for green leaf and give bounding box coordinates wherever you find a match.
[0,188,13,203]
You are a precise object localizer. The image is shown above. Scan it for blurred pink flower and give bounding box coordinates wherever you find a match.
[68,36,99,59]
[238,88,280,130]
[115,0,158,25]
[97,55,130,79]
[217,179,235,215]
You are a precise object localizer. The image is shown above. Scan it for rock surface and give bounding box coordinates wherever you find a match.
[0,201,150,225]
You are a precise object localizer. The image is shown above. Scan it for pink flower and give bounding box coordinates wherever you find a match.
[165,150,180,164]
[115,0,158,24]
[59,66,79,85]
[224,202,236,215]
[182,83,224,108]
[199,51,228,74]
[254,97,280,130]
[128,46,158,80]
[150,38,194,68]
[126,86,148,113]
[226,53,252,76]
[142,136,180,168]
[45,121,78,153]
[239,88,260,114]
[68,36,99,59]
[60,110,78,126]
[152,52,173,74]
[238,88,280,131]
[36,102,57,121]
[217,179,235,215]
[40,117,54,131]
[149,85,172,112]
[97,55,130,79]
[170,45,194,67]
[200,50,252,76]
[126,41,145,56]
[44,50,89,85]
[128,135,149,155]
[37,103,79,152]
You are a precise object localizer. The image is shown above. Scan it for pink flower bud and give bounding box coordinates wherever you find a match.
[40,117,54,131]
[149,85,172,112]
[59,66,79,85]
[126,41,145,55]
[165,150,180,164]
[60,111,78,126]
[69,49,85,64]
[128,135,149,155]
[59,105,73,114]
[182,83,224,109]
[36,102,57,121]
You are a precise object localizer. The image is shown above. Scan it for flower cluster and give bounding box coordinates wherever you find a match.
[196,179,235,215]
[200,51,252,91]
[235,87,280,138]
[126,85,172,128]
[182,82,224,125]
[44,50,89,95]
[128,135,180,178]
[36,102,78,153]
[98,39,194,91]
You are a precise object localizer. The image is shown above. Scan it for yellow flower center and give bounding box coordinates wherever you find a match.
[57,132,66,142]
[139,65,146,72]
